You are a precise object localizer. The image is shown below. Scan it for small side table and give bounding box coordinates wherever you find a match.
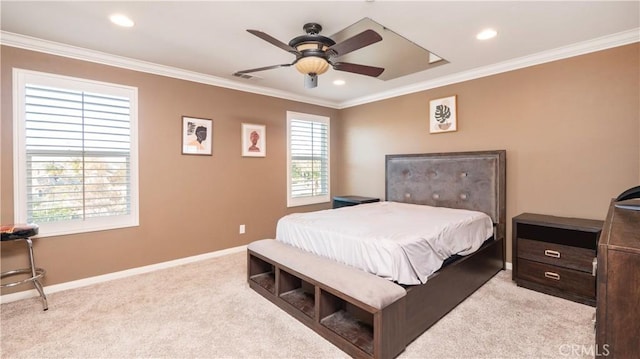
[332,195,380,209]
[512,213,602,306]
[1,224,48,311]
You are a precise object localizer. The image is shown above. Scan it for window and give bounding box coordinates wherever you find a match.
[286,111,330,207]
[13,69,139,237]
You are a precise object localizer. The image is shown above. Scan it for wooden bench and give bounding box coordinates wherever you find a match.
[247,239,407,359]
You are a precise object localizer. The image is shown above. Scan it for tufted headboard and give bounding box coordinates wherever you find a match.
[386,150,506,240]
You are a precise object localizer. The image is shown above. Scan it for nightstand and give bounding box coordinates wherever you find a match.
[332,195,380,209]
[512,213,603,306]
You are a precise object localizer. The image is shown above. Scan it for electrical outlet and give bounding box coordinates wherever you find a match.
[239,224,246,234]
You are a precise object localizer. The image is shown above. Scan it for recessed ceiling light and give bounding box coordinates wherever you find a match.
[110,14,134,28]
[333,79,346,86]
[476,28,497,40]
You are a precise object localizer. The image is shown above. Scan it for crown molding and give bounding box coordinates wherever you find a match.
[339,28,640,109]
[2,28,638,110]
[0,31,340,109]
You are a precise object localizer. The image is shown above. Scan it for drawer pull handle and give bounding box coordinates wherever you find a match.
[544,271,560,280]
[544,249,561,258]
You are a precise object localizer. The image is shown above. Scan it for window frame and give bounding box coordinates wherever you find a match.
[13,68,139,237]
[286,111,330,207]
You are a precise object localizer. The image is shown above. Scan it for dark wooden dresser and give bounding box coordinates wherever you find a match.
[596,200,640,357]
[512,213,603,306]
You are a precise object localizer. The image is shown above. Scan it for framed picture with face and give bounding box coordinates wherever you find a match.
[182,116,213,155]
[242,123,266,157]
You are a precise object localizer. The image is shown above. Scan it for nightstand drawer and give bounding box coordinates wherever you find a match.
[517,259,595,298]
[518,238,595,273]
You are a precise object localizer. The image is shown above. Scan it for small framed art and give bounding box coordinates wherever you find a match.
[242,123,266,157]
[429,95,457,134]
[182,116,213,155]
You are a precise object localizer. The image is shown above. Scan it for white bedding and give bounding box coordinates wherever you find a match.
[275,201,493,285]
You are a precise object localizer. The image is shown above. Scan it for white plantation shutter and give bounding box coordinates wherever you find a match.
[14,69,139,236]
[286,112,330,207]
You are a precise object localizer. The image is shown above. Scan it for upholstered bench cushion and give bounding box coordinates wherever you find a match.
[248,239,406,310]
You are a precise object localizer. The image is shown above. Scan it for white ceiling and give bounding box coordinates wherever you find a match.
[1,1,639,108]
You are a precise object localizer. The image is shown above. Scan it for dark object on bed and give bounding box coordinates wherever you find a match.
[332,195,380,208]
[247,150,506,358]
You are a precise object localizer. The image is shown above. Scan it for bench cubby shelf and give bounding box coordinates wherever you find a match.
[247,247,405,359]
[248,257,275,294]
[278,270,315,318]
[319,291,375,355]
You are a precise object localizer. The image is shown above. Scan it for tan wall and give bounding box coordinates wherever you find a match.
[2,43,638,293]
[336,43,640,262]
[0,46,339,293]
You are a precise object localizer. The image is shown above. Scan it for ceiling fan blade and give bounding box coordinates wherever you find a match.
[247,30,300,55]
[332,62,385,77]
[327,29,382,57]
[234,63,293,76]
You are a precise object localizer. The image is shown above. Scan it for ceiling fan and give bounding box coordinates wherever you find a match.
[233,23,384,88]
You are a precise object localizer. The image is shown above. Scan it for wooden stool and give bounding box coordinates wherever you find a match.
[1,224,48,311]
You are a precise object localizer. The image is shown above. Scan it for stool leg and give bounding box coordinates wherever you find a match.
[26,238,48,311]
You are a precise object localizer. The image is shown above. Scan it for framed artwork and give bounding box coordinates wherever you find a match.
[429,95,457,134]
[182,116,212,155]
[242,123,266,157]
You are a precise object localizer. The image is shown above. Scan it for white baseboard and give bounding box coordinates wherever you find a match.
[1,245,247,305]
[2,248,512,304]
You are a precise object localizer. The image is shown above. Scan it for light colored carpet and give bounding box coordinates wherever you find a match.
[1,251,595,358]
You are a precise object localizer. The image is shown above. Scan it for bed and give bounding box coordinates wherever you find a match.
[276,201,495,285]
[247,150,506,358]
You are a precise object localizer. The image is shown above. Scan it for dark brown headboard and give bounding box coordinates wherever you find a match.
[385,150,506,240]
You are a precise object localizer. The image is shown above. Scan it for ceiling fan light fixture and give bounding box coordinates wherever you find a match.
[294,56,330,75]
[236,22,384,88]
